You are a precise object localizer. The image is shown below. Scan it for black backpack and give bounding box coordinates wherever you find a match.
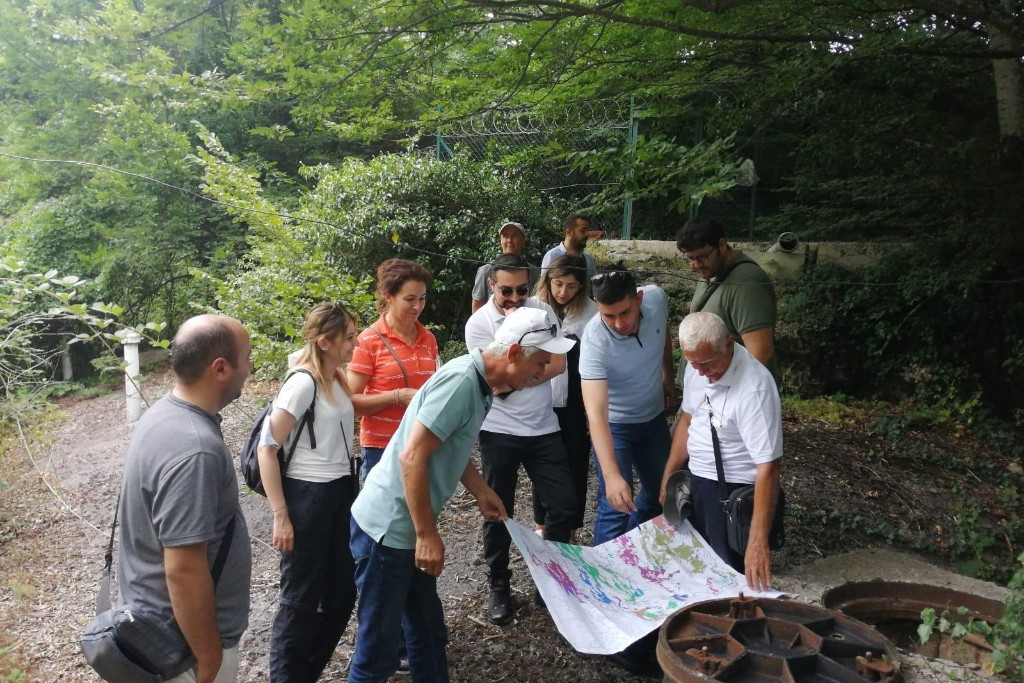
[240,368,317,496]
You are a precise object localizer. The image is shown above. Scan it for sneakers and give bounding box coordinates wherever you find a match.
[487,580,514,625]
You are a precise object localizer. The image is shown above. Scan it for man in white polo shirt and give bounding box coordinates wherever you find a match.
[580,266,676,545]
[465,257,577,625]
[660,312,782,592]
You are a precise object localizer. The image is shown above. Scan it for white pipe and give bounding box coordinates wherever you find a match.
[60,338,73,381]
[123,332,143,423]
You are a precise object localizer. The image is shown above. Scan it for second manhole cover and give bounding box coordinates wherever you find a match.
[657,594,901,681]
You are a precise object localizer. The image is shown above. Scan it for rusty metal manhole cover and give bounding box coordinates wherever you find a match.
[657,594,901,681]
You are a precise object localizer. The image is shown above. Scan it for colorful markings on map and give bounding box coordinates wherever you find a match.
[505,515,783,655]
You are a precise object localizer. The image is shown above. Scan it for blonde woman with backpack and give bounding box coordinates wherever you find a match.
[257,302,360,683]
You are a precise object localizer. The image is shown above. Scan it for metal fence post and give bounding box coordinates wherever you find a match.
[621,97,638,239]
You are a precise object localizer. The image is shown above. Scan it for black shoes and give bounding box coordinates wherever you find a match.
[533,588,546,608]
[488,580,514,625]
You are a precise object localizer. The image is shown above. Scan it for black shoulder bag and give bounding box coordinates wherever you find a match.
[707,395,785,555]
[80,490,237,683]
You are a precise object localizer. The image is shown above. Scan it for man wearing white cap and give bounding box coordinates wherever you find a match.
[348,307,573,683]
[470,221,541,313]
[465,296,578,625]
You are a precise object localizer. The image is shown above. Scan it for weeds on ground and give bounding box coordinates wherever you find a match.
[783,393,866,425]
[919,553,1024,680]
[863,399,1024,584]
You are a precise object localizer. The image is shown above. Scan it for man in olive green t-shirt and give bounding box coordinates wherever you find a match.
[675,216,778,386]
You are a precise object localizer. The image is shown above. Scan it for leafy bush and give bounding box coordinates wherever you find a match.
[192,129,375,377]
[299,152,563,331]
[197,143,563,370]
[778,228,1024,417]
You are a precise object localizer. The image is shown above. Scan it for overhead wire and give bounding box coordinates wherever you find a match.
[3,148,1022,548]
[3,150,1023,289]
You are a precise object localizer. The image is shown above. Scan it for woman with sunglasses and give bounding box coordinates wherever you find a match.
[532,254,598,541]
[257,301,360,682]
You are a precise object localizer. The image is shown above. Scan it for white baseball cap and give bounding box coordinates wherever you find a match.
[498,221,526,238]
[496,307,576,354]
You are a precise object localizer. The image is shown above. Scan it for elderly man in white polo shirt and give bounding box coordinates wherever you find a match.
[466,269,577,625]
[660,311,783,592]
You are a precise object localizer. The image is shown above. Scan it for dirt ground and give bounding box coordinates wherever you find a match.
[0,365,1017,682]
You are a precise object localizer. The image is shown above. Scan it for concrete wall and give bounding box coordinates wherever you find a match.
[592,239,895,280]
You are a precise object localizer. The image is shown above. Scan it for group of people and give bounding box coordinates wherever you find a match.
[115,214,783,683]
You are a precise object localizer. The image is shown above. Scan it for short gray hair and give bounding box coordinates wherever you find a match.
[679,312,730,352]
[485,340,541,358]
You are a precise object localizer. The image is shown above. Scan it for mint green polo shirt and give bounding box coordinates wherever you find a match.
[351,349,493,549]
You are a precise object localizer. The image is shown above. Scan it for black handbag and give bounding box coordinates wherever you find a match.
[707,396,785,555]
[80,487,236,682]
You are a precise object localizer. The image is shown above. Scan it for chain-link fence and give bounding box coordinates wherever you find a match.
[435,100,631,244]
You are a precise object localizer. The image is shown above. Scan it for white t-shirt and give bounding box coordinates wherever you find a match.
[682,344,782,484]
[266,370,355,482]
[541,244,596,282]
[464,298,561,436]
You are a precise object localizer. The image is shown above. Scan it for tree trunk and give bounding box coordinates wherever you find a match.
[989,25,1024,170]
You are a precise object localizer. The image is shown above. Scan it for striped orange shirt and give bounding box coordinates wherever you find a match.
[350,315,440,449]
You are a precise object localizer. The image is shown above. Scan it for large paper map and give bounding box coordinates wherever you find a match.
[506,515,782,654]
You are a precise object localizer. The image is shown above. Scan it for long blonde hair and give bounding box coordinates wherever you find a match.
[293,301,355,400]
[535,254,589,320]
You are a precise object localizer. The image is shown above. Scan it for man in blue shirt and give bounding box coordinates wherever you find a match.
[579,266,676,544]
[348,307,575,683]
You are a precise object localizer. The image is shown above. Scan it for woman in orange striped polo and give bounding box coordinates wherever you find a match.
[349,258,441,475]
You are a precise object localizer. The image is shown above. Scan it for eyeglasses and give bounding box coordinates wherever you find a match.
[681,246,718,266]
[516,324,558,346]
[497,285,530,297]
[591,270,630,285]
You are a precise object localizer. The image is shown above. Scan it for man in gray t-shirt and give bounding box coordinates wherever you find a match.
[118,314,253,683]
[470,221,541,312]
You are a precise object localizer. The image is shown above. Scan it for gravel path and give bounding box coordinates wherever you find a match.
[0,366,1008,682]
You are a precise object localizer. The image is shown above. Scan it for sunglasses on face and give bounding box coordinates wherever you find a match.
[497,285,530,297]
[516,323,558,346]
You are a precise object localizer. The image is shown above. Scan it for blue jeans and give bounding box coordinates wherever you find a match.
[361,447,385,483]
[592,413,671,544]
[349,520,449,683]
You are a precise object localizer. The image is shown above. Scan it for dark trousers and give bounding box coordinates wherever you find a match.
[479,430,577,583]
[533,405,591,529]
[689,474,747,573]
[269,476,357,683]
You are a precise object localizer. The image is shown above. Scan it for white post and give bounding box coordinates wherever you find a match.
[60,337,73,381]
[123,332,143,423]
